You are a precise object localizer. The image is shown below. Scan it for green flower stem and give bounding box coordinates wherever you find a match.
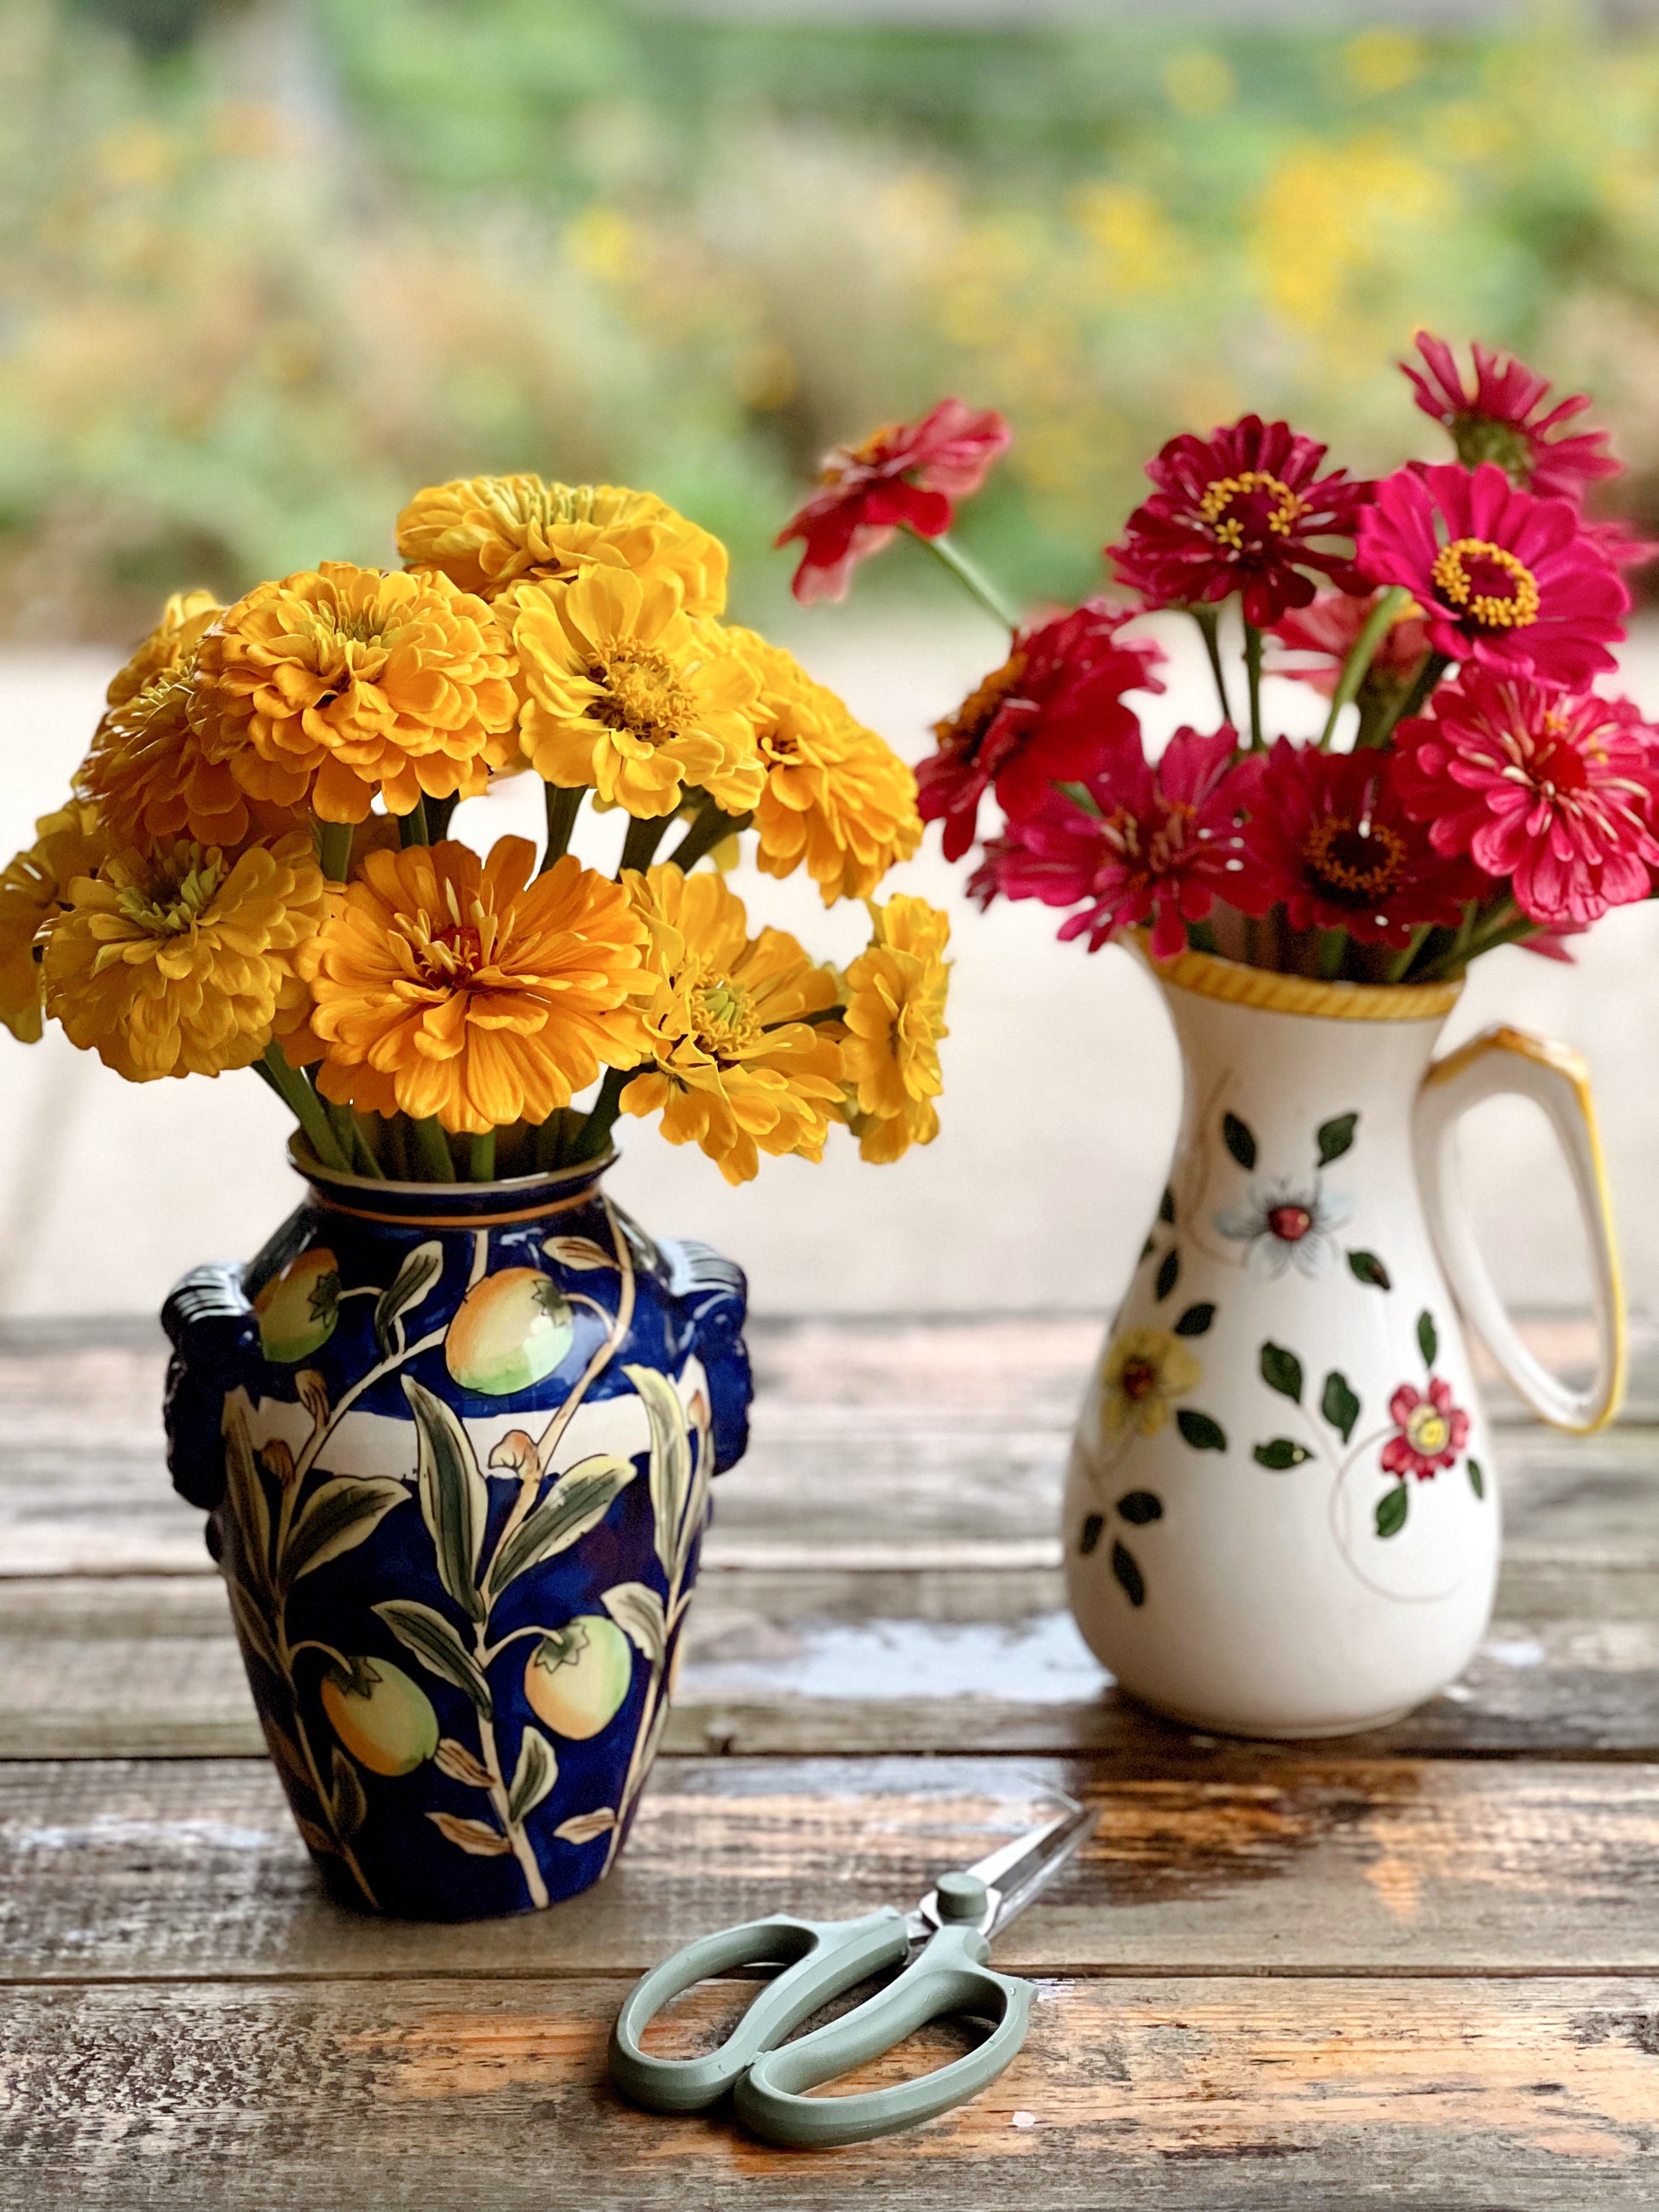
[258,1041,350,1170]
[1322,586,1412,748]
[618,812,673,877]
[425,794,459,841]
[909,528,1020,631]
[1373,650,1452,746]
[569,1065,633,1163]
[1414,896,1534,979]
[769,1002,846,1031]
[1243,622,1265,751]
[1384,923,1434,983]
[348,1115,385,1177]
[540,784,583,874]
[1315,928,1348,979]
[397,796,431,848]
[1190,608,1234,727]
[413,1116,456,1181]
[668,803,751,875]
[468,1131,496,1181]
[315,821,352,883]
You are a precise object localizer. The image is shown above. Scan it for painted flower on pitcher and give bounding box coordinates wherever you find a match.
[1381,1377,1469,1480]
[1216,1178,1352,1278]
[1101,1326,1201,1440]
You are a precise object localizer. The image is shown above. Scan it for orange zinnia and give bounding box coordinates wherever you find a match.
[301,837,652,1134]
[80,666,304,852]
[105,589,223,711]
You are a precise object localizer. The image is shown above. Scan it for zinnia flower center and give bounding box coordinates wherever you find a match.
[832,424,901,480]
[688,974,760,1059]
[1429,538,1540,631]
[114,851,226,938]
[1451,414,1535,482]
[1406,1403,1450,1456]
[397,885,500,988]
[932,651,1027,762]
[1267,1204,1313,1243]
[1197,471,1304,554]
[1119,1354,1159,1402]
[590,644,694,741]
[1300,816,1408,906]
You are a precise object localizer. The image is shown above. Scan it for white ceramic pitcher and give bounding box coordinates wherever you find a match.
[1063,943,1624,1739]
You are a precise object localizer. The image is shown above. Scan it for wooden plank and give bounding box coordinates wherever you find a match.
[3,1975,1656,2209]
[3,1754,1658,1985]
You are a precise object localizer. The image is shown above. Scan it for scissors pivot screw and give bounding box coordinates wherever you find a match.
[934,1873,990,1923]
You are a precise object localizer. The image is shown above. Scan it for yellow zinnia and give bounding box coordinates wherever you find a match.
[506,568,764,820]
[397,475,728,616]
[43,833,328,1081]
[737,633,922,904]
[1100,1327,1201,1440]
[0,801,106,1042]
[105,589,223,711]
[192,563,519,825]
[841,893,951,1163]
[621,864,843,1186]
[80,665,306,852]
[301,837,652,1135]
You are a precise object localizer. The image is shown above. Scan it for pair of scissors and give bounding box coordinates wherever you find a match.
[608,1792,1095,2149]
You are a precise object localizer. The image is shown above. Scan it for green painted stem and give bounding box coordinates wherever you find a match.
[1243,623,1265,751]
[259,1042,350,1170]
[1190,608,1234,727]
[398,797,431,848]
[469,1131,496,1181]
[315,821,352,883]
[910,529,1020,630]
[1321,586,1411,748]
[414,1117,456,1181]
[668,803,751,874]
[540,785,583,874]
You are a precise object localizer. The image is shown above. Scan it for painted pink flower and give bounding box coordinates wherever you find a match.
[1107,416,1371,629]
[1230,739,1489,947]
[1381,1377,1469,1481]
[916,601,1165,861]
[1356,461,1629,686]
[1402,332,1621,504]
[777,398,1011,604]
[1393,670,1659,929]
[1267,588,1432,700]
[968,725,1246,959]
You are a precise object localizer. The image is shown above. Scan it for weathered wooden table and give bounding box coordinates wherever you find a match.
[2,1312,1656,2208]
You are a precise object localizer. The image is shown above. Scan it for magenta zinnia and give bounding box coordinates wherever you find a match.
[1107,416,1371,629]
[916,600,1165,862]
[1393,672,1659,930]
[1357,462,1628,687]
[1402,332,1621,504]
[969,725,1244,959]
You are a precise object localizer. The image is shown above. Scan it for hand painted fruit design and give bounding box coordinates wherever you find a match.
[523,1614,633,1740]
[445,1268,574,1396]
[321,1656,440,1776]
[255,1248,341,1364]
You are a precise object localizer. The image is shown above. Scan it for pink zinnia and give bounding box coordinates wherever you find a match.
[777,398,1011,604]
[1381,1377,1469,1481]
[1356,461,1628,687]
[1403,332,1621,505]
[1107,416,1371,629]
[1231,740,1488,947]
[916,601,1165,862]
[1269,588,1432,700]
[968,725,1246,959]
[1393,670,1659,929]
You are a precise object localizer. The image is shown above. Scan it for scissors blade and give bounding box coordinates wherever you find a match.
[964,1792,1095,1939]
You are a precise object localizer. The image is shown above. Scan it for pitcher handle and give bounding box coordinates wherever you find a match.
[1413,1025,1624,1434]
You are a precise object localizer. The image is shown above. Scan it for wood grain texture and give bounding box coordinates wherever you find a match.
[3,1754,1658,1984]
[3,1975,1656,2211]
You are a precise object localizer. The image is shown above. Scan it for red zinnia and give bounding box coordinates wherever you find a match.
[1107,416,1372,629]
[777,398,1011,604]
[1268,588,1433,700]
[1381,1378,1469,1481]
[1402,332,1621,505]
[968,725,1246,959]
[916,600,1165,862]
[1231,739,1488,946]
[1393,670,1659,929]
[1356,462,1628,687]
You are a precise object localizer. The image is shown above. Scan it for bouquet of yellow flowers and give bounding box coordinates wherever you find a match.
[0,476,950,1187]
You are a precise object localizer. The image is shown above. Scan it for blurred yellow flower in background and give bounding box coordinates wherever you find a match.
[398,476,728,616]
[300,837,651,1134]
[621,863,842,1184]
[507,569,764,819]
[840,892,950,1163]
[43,831,327,1080]
[104,589,222,711]
[193,563,519,824]
[0,801,106,1043]
[738,633,921,904]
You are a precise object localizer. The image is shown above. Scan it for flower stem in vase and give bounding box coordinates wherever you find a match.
[1243,622,1265,750]
[618,812,671,876]
[259,1040,351,1170]
[1190,607,1234,725]
[540,784,582,874]
[1323,586,1412,748]
[397,797,432,848]
[413,1116,456,1181]
[468,1130,496,1182]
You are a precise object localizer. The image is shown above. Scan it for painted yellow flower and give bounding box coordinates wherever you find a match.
[192,563,519,824]
[1100,1327,1201,1439]
[736,632,922,904]
[506,568,764,819]
[396,475,728,616]
[840,893,950,1163]
[104,589,223,711]
[621,864,843,1185]
[42,833,328,1081]
[79,665,306,852]
[0,801,106,1042]
[300,837,651,1135]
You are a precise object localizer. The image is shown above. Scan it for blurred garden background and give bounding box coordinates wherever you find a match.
[5,0,1659,1328]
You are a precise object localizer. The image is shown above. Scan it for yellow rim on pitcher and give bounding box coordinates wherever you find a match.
[1143,939,1463,1023]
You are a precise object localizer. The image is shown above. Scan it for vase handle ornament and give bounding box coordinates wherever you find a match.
[1414,1025,1625,1434]
[160,1262,259,1511]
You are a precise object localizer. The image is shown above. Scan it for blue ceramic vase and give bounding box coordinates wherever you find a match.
[161,1144,750,1921]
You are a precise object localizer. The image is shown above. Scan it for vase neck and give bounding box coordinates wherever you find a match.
[289,1140,614,1230]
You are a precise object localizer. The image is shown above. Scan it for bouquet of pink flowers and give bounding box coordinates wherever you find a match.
[780,342,1658,985]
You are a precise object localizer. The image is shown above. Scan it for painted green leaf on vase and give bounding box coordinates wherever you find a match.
[1111,1539,1146,1608]
[1375,1483,1409,1539]
[1223,1112,1257,1170]
[1467,1458,1485,1500]
[1173,1302,1214,1337]
[1154,1247,1180,1302]
[1418,1309,1438,1367]
[1321,1370,1361,1443]
[1176,1409,1227,1452]
[1252,1438,1311,1470]
[1316,1112,1359,1165]
[1347,1250,1391,1291]
[1115,1490,1164,1525]
[1260,1342,1303,1402]
[1078,1512,1104,1556]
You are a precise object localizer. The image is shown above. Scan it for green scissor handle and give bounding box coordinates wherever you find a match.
[733,1918,1035,2150]
[608,1909,912,2114]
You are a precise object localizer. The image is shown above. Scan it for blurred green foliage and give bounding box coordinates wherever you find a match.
[6,0,1659,640]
